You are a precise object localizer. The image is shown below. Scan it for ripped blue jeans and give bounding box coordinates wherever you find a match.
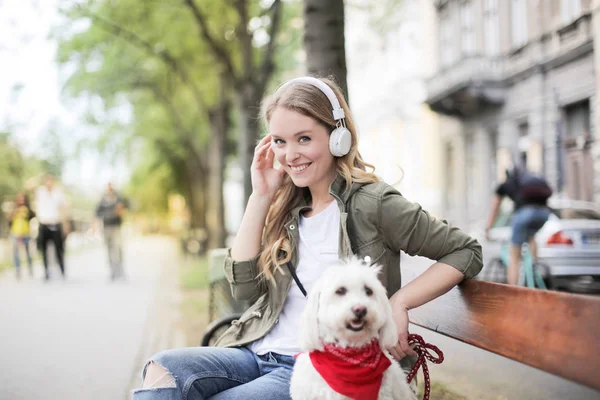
[132,346,294,400]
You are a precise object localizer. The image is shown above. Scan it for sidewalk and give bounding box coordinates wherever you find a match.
[0,235,185,400]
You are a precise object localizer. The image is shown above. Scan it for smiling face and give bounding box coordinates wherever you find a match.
[269,107,337,190]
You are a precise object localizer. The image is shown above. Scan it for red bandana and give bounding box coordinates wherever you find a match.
[308,339,391,400]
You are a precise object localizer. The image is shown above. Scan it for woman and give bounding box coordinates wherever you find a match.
[8,192,35,279]
[133,77,482,399]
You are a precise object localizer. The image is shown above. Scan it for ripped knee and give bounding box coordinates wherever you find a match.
[142,360,177,389]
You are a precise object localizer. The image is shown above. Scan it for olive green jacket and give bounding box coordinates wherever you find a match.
[215,176,483,348]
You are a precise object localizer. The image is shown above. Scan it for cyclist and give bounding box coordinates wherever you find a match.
[485,166,552,285]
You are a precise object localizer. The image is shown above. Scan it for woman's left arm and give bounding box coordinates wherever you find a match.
[378,187,483,358]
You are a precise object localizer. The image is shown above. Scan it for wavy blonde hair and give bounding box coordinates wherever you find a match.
[259,77,380,283]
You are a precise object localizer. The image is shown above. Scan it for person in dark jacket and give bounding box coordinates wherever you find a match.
[485,167,552,285]
[96,182,128,281]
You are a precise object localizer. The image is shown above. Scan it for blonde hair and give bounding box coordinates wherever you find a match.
[259,76,379,283]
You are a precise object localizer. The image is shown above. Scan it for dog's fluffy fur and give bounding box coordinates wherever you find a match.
[290,258,417,400]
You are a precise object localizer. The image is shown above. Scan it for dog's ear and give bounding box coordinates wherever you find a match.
[299,277,324,351]
[369,263,383,276]
[378,296,399,349]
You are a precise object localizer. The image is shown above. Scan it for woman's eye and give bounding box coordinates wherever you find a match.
[299,136,311,143]
[273,138,284,145]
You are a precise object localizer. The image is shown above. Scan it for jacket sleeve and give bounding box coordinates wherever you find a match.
[379,186,483,279]
[223,249,268,302]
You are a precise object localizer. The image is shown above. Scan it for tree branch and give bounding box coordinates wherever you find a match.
[78,7,207,111]
[182,0,238,84]
[139,81,205,165]
[257,0,282,97]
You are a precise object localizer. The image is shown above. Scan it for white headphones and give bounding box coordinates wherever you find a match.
[277,77,352,157]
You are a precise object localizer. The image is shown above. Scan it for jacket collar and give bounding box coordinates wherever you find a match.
[289,174,363,220]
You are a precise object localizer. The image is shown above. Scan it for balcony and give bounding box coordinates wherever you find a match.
[425,56,506,117]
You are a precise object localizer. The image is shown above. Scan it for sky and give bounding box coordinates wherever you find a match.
[0,0,129,194]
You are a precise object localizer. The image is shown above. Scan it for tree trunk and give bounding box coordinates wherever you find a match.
[185,158,207,232]
[238,84,263,205]
[207,95,230,249]
[303,0,348,99]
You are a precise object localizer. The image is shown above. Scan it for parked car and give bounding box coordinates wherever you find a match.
[485,199,600,295]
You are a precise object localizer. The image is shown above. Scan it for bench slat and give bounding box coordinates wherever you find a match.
[405,266,600,391]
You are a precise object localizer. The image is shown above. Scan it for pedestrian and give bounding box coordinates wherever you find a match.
[7,192,35,279]
[95,182,128,281]
[34,174,70,280]
[133,76,483,399]
[485,166,552,285]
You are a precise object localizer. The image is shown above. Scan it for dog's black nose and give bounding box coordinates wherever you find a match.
[352,305,367,318]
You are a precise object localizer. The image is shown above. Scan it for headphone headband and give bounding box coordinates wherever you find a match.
[277,77,346,121]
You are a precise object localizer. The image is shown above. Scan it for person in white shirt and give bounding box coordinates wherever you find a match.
[35,174,69,280]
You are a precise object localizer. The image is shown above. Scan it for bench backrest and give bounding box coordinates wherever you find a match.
[405,264,600,390]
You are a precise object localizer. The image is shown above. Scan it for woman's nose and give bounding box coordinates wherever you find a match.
[285,149,300,162]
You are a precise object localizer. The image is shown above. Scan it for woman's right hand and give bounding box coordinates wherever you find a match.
[251,135,286,199]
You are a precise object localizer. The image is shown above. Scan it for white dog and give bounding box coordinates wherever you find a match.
[290,258,417,400]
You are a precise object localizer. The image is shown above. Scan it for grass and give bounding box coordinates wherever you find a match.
[178,254,211,346]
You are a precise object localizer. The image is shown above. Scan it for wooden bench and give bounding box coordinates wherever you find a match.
[202,251,600,393]
[405,262,600,393]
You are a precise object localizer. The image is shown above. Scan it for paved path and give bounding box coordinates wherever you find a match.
[403,255,599,400]
[0,235,184,400]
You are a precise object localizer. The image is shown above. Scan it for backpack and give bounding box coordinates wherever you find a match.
[515,171,553,203]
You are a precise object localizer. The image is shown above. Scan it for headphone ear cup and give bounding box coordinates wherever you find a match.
[329,127,352,157]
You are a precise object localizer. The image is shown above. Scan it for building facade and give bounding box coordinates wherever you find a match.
[426,0,599,232]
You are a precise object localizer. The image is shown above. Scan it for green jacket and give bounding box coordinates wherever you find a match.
[216,176,483,348]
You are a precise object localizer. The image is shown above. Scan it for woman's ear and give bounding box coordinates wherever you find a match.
[378,295,399,350]
[299,279,324,351]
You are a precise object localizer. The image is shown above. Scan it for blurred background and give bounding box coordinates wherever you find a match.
[1,0,599,399]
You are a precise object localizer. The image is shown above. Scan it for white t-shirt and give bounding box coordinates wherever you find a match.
[35,186,66,225]
[249,200,340,356]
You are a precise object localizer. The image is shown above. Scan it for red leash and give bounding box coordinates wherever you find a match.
[405,334,444,400]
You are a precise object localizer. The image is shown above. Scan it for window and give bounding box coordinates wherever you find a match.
[561,0,582,25]
[511,0,527,48]
[460,1,475,55]
[565,100,590,138]
[517,121,529,168]
[484,0,500,56]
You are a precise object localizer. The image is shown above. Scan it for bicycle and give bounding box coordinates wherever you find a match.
[483,240,552,289]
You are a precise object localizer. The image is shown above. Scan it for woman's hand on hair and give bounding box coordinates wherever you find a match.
[251,135,285,199]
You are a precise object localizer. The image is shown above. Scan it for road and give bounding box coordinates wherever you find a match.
[0,235,184,400]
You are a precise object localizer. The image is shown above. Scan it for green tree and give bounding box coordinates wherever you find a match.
[56,0,303,248]
[0,133,27,237]
[182,0,286,203]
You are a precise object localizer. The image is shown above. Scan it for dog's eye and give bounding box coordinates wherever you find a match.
[364,286,373,296]
[335,287,347,296]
